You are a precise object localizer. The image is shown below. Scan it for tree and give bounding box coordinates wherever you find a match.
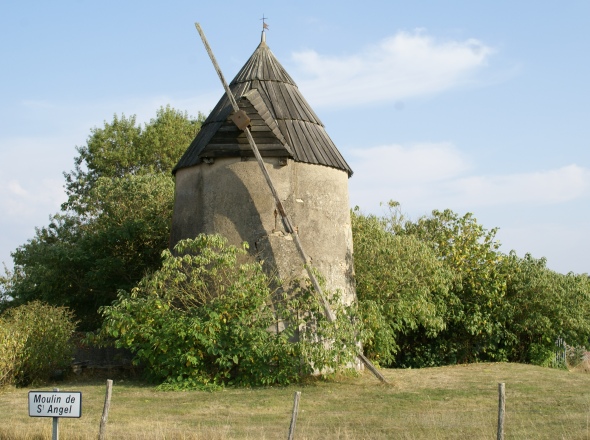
[98,235,359,388]
[353,202,509,367]
[1,106,204,329]
[63,105,203,215]
[354,202,590,368]
[351,207,454,366]
[398,208,507,365]
[500,252,590,365]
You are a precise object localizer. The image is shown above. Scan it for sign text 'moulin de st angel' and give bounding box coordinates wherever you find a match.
[28,391,82,418]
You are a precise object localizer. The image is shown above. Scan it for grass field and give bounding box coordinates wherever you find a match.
[1,362,590,439]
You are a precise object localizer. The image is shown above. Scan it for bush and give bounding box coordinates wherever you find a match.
[98,234,360,389]
[0,301,77,386]
[352,203,590,369]
[0,321,25,387]
[352,207,454,366]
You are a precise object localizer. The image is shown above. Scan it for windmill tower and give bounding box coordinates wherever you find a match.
[170,28,355,307]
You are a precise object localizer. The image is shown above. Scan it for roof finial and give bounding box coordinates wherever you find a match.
[260,14,269,43]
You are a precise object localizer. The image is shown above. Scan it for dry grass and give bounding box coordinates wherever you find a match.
[1,363,590,439]
[571,355,590,374]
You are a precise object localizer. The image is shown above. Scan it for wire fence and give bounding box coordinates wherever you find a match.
[553,337,590,369]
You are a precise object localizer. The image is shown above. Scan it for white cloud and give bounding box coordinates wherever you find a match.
[0,134,74,268]
[1,178,65,217]
[20,100,56,110]
[7,180,28,197]
[0,174,66,268]
[349,142,470,184]
[448,165,590,206]
[348,143,590,213]
[292,29,494,108]
[0,136,78,269]
[497,222,590,275]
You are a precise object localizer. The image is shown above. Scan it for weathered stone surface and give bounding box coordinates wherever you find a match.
[170,157,355,305]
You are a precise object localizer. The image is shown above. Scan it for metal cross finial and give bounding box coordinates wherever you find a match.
[261,14,269,31]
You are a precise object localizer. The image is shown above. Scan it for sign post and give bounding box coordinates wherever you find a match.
[28,389,82,440]
[53,393,58,440]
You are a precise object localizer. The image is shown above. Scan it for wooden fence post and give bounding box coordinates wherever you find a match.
[98,379,113,440]
[497,382,505,440]
[287,391,301,440]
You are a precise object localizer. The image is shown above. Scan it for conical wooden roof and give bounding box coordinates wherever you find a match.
[173,34,353,176]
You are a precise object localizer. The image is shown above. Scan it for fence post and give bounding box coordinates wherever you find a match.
[287,391,301,440]
[497,382,505,440]
[98,379,113,440]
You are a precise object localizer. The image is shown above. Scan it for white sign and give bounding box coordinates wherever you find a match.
[28,391,82,418]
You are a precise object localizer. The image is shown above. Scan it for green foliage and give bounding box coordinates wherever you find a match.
[0,318,24,387]
[527,343,559,368]
[398,207,507,365]
[3,95,588,376]
[353,201,590,369]
[565,345,587,369]
[500,252,590,365]
[351,207,453,365]
[63,105,204,215]
[0,302,77,386]
[5,174,175,329]
[98,234,359,388]
[2,106,203,329]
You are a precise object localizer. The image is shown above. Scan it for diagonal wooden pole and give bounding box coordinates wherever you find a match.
[195,22,333,321]
[195,23,387,384]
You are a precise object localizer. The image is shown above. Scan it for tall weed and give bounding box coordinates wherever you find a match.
[1,301,77,386]
[0,321,25,386]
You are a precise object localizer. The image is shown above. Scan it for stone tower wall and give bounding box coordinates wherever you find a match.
[170,156,355,305]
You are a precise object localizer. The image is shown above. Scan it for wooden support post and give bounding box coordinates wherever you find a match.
[358,353,387,383]
[287,391,301,440]
[194,22,334,321]
[98,379,113,440]
[194,22,387,384]
[497,382,505,440]
[52,388,59,440]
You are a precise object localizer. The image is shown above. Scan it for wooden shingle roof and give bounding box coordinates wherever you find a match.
[173,36,353,177]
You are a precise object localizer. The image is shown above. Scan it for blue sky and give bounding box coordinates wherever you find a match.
[1,0,588,275]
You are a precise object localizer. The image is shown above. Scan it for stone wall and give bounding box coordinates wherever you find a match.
[170,157,356,305]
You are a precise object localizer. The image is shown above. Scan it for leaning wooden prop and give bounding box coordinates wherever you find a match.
[195,22,387,384]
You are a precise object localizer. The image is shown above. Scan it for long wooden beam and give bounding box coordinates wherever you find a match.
[194,23,387,384]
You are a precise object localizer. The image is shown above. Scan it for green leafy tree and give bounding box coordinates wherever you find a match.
[2,106,204,329]
[353,202,508,366]
[63,105,203,215]
[98,235,360,388]
[354,201,590,368]
[396,208,507,365]
[7,175,175,329]
[352,207,454,366]
[501,252,590,365]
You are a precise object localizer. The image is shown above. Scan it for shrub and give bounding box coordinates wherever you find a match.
[0,320,25,387]
[98,234,360,388]
[352,203,590,369]
[352,207,454,366]
[1,301,77,386]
